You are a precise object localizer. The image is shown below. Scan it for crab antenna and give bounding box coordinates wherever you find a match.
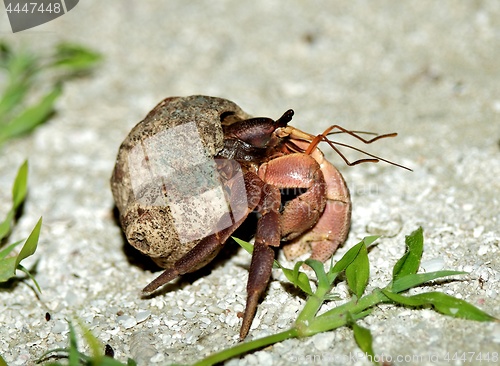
[324,124,398,144]
[305,125,412,171]
[325,139,412,171]
[328,130,391,137]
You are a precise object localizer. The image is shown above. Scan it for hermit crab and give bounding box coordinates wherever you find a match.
[110,95,408,339]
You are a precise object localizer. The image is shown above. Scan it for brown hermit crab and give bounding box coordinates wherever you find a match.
[110,95,408,339]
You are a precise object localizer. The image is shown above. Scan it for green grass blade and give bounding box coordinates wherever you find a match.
[15,217,42,268]
[232,236,254,254]
[0,218,42,284]
[0,210,15,241]
[0,257,17,282]
[361,235,379,248]
[351,321,377,364]
[0,160,29,240]
[67,321,80,366]
[78,319,103,360]
[286,261,313,295]
[330,236,377,276]
[0,85,62,144]
[0,77,32,121]
[393,227,423,281]
[280,265,312,295]
[12,160,28,209]
[0,49,37,120]
[36,320,133,365]
[0,41,12,68]
[345,242,369,298]
[0,353,7,366]
[0,240,23,260]
[5,48,37,78]
[193,329,298,366]
[391,270,467,293]
[232,237,280,269]
[50,42,102,71]
[305,259,329,288]
[17,264,41,292]
[330,241,363,274]
[381,289,497,322]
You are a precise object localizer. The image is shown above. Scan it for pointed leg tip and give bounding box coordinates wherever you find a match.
[141,286,156,296]
[239,312,253,341]
[239,290,261,340]
[141,268,179,295]
[141,284,159,297]
[239,328,249,342]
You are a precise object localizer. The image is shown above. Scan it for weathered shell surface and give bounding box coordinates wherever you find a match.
[111,95,251,267]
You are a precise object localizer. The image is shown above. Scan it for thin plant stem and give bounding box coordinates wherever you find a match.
[193,328,299,366]
[306,289,389,335]
[316,288,389,321]
[295,281,332,332]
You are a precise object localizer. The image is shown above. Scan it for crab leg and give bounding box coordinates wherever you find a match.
[240,181,281,340]
[142,171,264,294]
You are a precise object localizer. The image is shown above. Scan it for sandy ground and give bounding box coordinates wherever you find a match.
[1,1,499,365]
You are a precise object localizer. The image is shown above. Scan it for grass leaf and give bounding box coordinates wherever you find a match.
[0,41,101,146]
[0,50,37,120]
[15,217,42,268]
[330,236,378,275]
[232,236,254,254]
[12,160,28,209]
[330,241,363,274]
[0,353,7,366]
[17,264,41,292]
[351,321,377,364]
[345,242,369,298]
[50,42,102,71]
[0,41,12,68]
[232,236,281,269]
[305,259,329,288]
[78,319,103,361]
[0,76,33,121]
[0,257,17,283]
[0,160,29,240]
[391,270,467,293]
[68,321,81,365]
[0,240,23,260]
[381,289,497,322]
[0,85,62,144]
[361,235,379,248]
[281,264,313,295]
[0,211,14,241]
[37,320,137,365]
[0,217,42,285]
[287,261,313,295]
[393,227,423,281]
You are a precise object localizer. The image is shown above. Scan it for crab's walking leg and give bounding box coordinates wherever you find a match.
[240,182,281,340]
[142,171,264,294]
